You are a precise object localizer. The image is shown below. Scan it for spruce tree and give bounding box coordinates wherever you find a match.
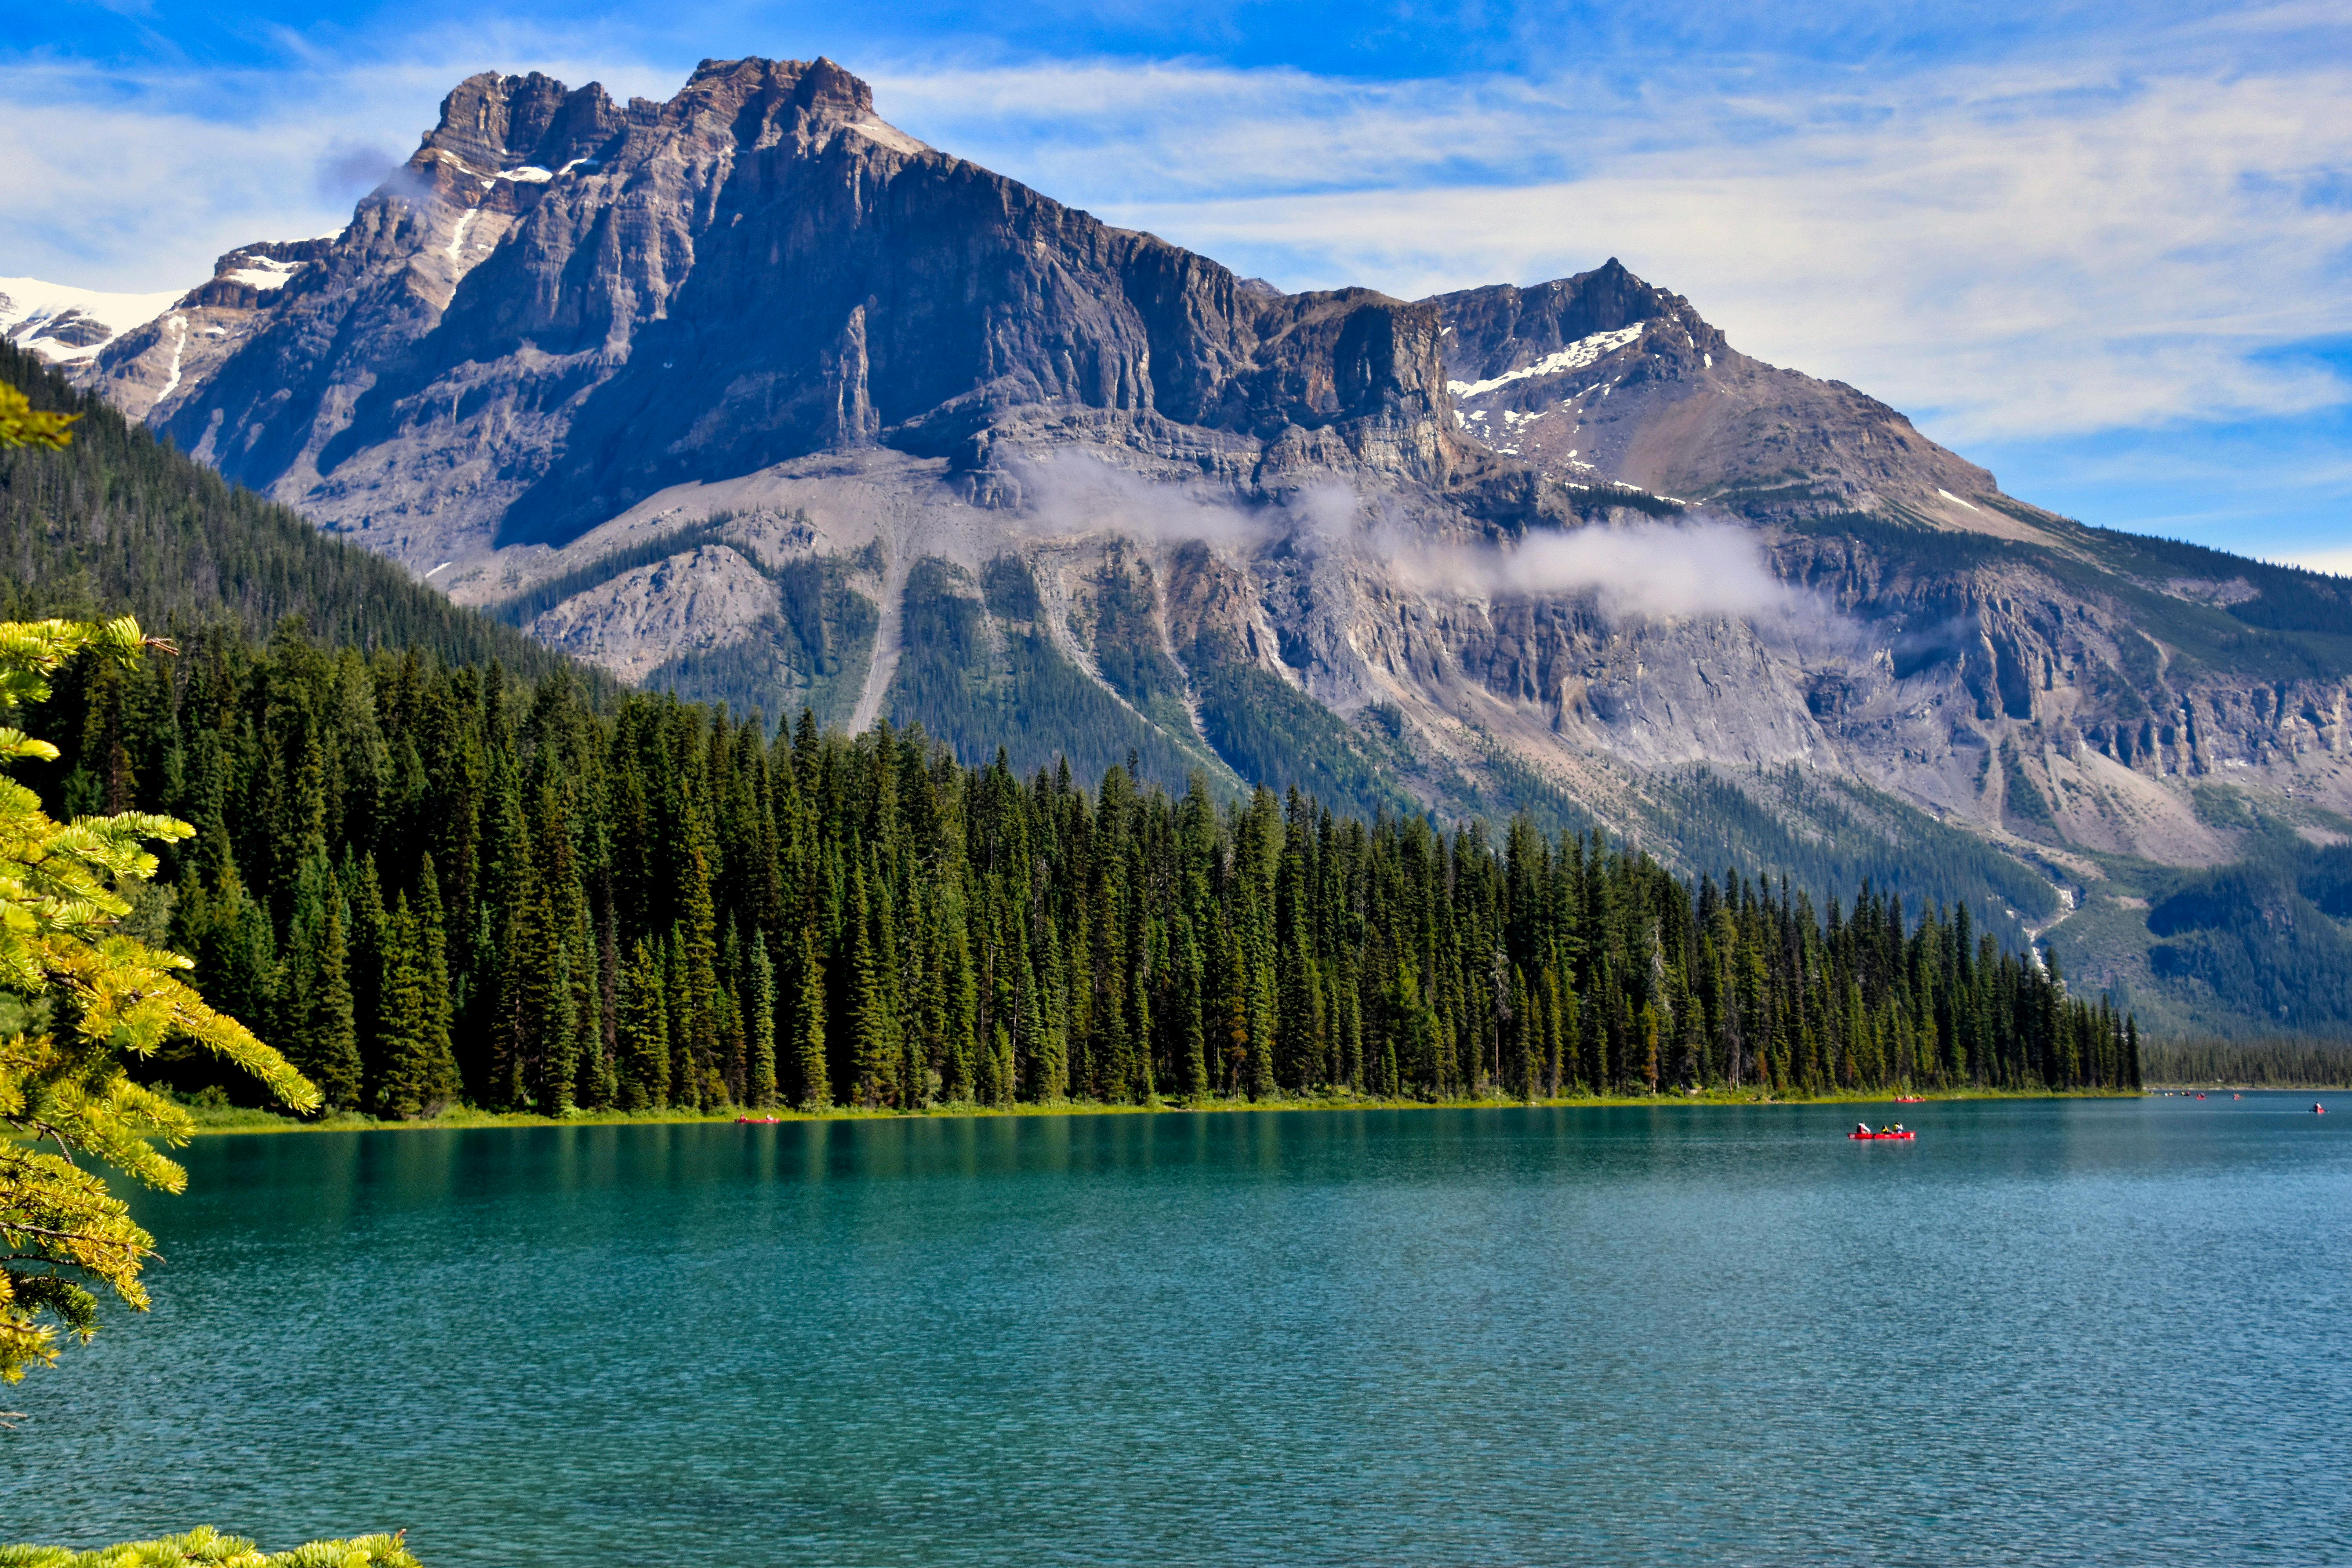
[665,927,697,1110]
[793,924,831,1110]
[412,852,461,1109]
[680,808,722,1105]
[719,918,747,1105]
[374,895,432,1119]
[7,604,2146,1133]
[846,858,898,1108]
[345,855,390,1104]
[747,928,779,1109]
[617,938,671,1111]
[304,897,362,1112]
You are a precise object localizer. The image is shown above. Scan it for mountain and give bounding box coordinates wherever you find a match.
[0,339,574,675]
[1,277,181,368]
[50,54,2352,1039]
[1432,271,2018,530]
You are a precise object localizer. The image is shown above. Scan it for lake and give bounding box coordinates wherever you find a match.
[8,1095,2347,1565]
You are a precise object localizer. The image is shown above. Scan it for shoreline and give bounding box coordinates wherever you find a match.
[176,1085,2145,1137]
[2143,1082,2349,1092]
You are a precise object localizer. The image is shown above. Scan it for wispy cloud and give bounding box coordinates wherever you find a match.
[1014,450,1819,626]
[0,44,677,287]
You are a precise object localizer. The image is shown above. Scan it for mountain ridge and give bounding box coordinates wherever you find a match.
[33,53,2352,1039]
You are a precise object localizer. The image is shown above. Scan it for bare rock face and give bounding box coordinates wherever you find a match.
[87,239,345,426]
[102,56,1459,572]
[1427,262,2017,533]
[526,543,779,684]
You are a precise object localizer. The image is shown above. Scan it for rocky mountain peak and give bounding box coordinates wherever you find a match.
[681,54,877,121]
[1426,260,2016,530]
[425,71,623,174]
[1436,258,1725,388]
[81,56,1459,557]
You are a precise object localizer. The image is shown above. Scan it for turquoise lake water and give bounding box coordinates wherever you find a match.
[7,1095,2348,1565]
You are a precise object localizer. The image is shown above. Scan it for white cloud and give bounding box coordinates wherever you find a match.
[0,47,677,290]
[1013,450,1817,628]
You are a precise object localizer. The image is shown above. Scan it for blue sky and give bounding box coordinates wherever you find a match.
[6,0,2350,570]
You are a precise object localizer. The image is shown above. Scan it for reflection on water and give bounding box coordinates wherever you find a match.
[8,1096,2347,1566]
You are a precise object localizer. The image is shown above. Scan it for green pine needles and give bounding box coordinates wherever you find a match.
[0,1526,419,1568]
[0,616,318,1384]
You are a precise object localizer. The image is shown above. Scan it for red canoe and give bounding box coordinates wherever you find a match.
[1849,1130,1916,1140]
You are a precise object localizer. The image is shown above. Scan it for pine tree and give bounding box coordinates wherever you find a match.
[412,853,461,1109]
[374,894,434,1118]
[747,928,778,1109]
[303,897,362,1112]
[617,937,671,1111]
[793,924,830,1110]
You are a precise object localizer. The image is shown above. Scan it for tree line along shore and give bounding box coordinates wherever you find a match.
[28,620,2141,1120]
[165,1082,2144,1136]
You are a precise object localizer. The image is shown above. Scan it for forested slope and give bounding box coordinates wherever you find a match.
[0,341,571,674]
[27,620,2137,1116]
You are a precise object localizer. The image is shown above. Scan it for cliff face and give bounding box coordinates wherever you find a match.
[90,57,1458,567]
[70,56,2352,1036]
[1428,263,2016,533]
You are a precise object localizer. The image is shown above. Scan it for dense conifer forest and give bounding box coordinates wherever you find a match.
[2136,1037,2352,1088]
[26,621,2138,1115]
[0,342,572,675]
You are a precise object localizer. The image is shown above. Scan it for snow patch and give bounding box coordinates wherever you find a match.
[0,276,182,363]
[1446,323,1647,400]
[446,208,479,263]
[496,165,555,183]
[842,117,930,156]
[1936,487,1981,513]
[220,256,305,292]
[154,316,189,408]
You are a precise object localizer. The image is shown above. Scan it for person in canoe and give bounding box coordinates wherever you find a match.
[1893,1123,1906,1135]
[1856,1121,1873,1137]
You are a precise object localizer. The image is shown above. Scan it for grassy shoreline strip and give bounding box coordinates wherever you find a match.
[176,1086,2145,1137]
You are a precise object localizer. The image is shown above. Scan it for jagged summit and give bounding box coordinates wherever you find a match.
[1426,260,2019,534]
[87,55,1463,558]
